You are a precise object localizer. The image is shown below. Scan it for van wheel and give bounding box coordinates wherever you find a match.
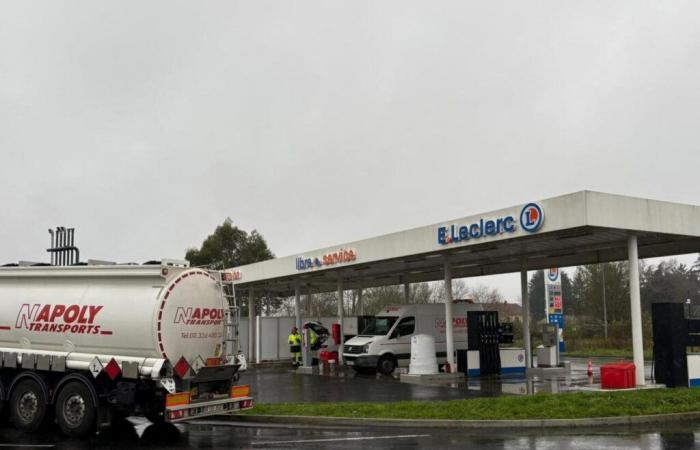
[10,379,47,432]
[55,381,97,437]
[377,355,396,375]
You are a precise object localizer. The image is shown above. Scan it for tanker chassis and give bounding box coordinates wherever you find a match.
[0,262,252,437]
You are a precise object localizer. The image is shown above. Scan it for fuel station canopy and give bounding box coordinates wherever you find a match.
[231,191,700,296]
[230,190,700,384]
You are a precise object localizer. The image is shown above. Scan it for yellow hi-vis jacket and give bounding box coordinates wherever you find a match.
[308,328,318,345]
[288,333,301,345]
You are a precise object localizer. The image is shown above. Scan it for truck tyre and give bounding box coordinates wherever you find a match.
[55,381,97,437]
[9,379,47,432]
[145,410,165,424]
[145,401,165,424]
[0,380,6,418]
[377,355,396,375]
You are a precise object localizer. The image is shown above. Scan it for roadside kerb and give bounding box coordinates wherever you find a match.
[226,411,700,429]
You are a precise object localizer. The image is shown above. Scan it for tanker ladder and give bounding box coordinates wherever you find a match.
[215,270,242,360]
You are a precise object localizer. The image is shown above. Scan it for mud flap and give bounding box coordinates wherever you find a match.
[191,365,239,383]
[97,405,113,431]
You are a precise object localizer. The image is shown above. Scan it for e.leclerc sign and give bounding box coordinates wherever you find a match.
[437,202,544,245]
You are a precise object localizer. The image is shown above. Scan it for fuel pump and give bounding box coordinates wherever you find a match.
[537,323,560,367]
[467,311,502,376]
[651,302,700,387]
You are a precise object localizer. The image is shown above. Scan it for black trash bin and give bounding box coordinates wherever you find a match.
[457,349,468,373]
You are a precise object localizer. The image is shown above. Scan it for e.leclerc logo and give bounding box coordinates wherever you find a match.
[437,202,544,245]
[548,267,559,282]
[520,202,544,233]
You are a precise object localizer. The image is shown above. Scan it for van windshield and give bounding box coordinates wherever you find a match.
[360,316,398,336]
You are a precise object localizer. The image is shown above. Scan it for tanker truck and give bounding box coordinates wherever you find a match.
[0,260,253,437]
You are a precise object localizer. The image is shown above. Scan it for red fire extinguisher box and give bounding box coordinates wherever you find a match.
[600,362,636,389]
[331,323,341,345]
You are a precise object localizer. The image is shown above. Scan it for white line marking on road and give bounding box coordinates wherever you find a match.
[252,434,430,445]
[189,419,326,429]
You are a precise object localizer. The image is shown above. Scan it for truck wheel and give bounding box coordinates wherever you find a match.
[0,380,6,417]
[10,379,47,432]
[145,411,164,424]
[377,355,396,375]
[55,382,97,437]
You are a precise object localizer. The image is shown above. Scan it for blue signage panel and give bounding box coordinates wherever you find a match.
[548,313,564,329]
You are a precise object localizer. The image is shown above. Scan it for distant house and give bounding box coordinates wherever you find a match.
[486,301,523,322]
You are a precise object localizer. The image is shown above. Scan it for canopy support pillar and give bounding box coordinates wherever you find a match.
[444,258,455,373]
[628,235,645,386]
[521,261,532,368]
[337,277,345,364]
[248,287,256,364]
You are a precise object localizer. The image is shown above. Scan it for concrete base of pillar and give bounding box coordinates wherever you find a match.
[295,365,318,374]
[575,383,665,392]
[526,364,571,376]
[251,360,298,369]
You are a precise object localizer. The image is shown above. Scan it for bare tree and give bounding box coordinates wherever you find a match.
[467,284,505,304]
[430,279,468,302]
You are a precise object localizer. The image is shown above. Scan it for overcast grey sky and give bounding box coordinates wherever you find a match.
[1,1,698,300]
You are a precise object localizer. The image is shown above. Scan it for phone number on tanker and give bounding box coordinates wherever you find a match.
[181,331,223,339]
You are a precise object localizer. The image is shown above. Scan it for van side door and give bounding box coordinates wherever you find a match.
[389,316,415,365]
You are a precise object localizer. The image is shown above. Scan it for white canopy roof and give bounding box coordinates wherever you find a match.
[230,191,700,296]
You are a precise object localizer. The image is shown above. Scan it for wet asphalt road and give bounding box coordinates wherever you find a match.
[241,357,633,404]
[0,358,681,449]
[241,365,496,403]
[3,418,700,449]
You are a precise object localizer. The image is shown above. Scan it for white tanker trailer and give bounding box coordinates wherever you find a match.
[0,260,253,437]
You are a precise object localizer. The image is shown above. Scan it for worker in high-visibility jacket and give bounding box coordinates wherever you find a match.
[303,323,319,365]
[288,326,302,366]
[306,324,319,349]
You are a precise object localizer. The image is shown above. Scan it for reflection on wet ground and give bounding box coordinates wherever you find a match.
[244,356,652,403]
[245,364,495,403]
[2,417,700,449]
[0,418,185,450]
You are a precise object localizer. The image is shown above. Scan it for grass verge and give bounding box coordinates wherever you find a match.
[562,348,653,359]
[244,389,700,421]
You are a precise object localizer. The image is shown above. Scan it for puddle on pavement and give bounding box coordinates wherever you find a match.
[297,359,607,396]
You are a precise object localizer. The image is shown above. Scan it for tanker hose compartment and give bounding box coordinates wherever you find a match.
[235,353,247,371]
[220,353,247,371]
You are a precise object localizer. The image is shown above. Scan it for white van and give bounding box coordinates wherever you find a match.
[343,302,483,374]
